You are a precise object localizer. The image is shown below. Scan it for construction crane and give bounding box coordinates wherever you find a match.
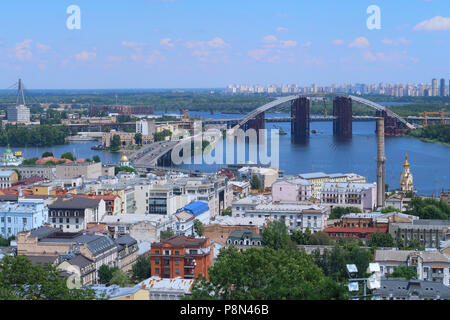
[180,109,190,122]
[419,111,449,127]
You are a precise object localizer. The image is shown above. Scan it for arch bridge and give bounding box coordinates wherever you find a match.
[231,94,416,141]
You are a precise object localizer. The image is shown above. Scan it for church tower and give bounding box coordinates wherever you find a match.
[400,153,414,192]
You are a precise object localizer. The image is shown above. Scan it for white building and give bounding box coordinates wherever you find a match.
[7,105,30,123]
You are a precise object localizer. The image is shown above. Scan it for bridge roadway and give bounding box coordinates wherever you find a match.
[130,94,419,168]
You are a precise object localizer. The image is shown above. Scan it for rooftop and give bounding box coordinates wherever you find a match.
[152,234,208,249]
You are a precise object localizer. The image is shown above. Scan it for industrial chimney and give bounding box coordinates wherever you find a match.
[376,117,386,208]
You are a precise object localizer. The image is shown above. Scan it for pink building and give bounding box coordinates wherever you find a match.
[272,179,313,202]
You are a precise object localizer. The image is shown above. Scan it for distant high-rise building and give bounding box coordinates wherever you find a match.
[7,105,30,123]
[432,78,438,96]
[440,78,446,97]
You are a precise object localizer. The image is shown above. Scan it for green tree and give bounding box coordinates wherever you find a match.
[93,155,101,163]
[291,228,312,245]
[115,166,137,175]
[329,207,362,220]
[380,206,400,213]
[111,135,121,152]
[250,175,263,192]
[132,255,151,282]
[309,231,332,245]
[22,158,38,166]
[42,152,54,158]
[262,220,294,250]
[61,152,76,161]
[194,220,204,236]
[98,265,119,284]
[160,229,174,239]
[387,266,417,280]
[134,133,143,146]
[0,255,96,300]
[186,247,348,300]
[109,269,131,287]
[221,207,232,216]
[367,232,395,248]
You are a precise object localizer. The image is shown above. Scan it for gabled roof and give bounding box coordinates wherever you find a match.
[48,197,101,209]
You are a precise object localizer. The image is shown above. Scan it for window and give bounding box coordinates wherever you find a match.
[175,268,180,275]
[66,218,70,223]
[22,218,27,225]
[164,250,170,255]
[155,268,160,274]
[7,217,11,223]
[175,251,180,255]
[155,258,160,265]
[155,250,160,255]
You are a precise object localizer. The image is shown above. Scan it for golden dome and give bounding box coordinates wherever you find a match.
[403,153,410,168]
[120,154,129,162]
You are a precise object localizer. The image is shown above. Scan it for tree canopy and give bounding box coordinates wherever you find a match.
[0,255,96,300]
[187,246,348,300]
[132,255,151,282]
[386,266,417,280]
[329,207,362,220]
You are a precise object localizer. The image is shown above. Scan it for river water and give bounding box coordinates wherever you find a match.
[0,109,448,196]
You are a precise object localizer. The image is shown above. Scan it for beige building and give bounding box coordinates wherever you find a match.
[0,170,19,188]
[56,162,102,180]
[102,131,152,148]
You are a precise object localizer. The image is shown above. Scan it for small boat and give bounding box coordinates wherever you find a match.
[275,126,287,135]
[311,129,318,134]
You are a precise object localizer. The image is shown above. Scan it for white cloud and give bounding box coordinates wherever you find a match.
[15,39,33,60]
[349,37,370,48]
[146,50,165,64]
[414,16,450,31]
[332,39,345,46]
[74,51,96,61]
[248,49,270,61]
[381,37,411,46]
[121,41,147,48]
[280,40,298,48]
[207,37,228,49]
[276,27,289,33]
[36,42,51,53]
[160,38,175,48]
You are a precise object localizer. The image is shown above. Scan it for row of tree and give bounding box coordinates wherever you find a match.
[409,124,450,144]
[0,125,74,147]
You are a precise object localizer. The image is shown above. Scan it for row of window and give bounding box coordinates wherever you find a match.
[1,217,28,224]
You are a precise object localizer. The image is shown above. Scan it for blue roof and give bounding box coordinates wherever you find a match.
[181,201,209,217]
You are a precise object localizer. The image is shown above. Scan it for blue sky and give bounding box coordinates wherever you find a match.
[0,0,449,89]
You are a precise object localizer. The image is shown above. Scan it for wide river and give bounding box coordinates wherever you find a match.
[0,109,448,196]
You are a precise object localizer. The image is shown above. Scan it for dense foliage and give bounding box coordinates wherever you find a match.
[329,207,362,220]
[132,255,151,282]
[0,125,73,147]
[405,196,450,220]
[386,266,417,280]
[154,129,172,142]
[291,228,332,245]
[262,220,295,250]
[409,124,450,144]
[193,220,204,236]
[250,175,263,192]
[186,246,348,300]
[0,255,96,300]
[366,232,395,248]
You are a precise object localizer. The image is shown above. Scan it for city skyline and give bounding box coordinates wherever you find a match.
[0,1,450,89]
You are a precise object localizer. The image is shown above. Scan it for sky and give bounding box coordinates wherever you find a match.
[0,0,449,89]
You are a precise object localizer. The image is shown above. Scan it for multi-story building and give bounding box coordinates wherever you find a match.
[115,235,138,273]
[226,229,263,248]
[17,226,119,282]
[272,178,313,202]
[203,216,265,245]
[0,170,19,189]
[48,196,106,232]
[0,199,47,238]
[320,182,377,211]
[56,162,103,180]
[374,249,450,286]
[374,278,450,300]
[389,220,450,249]
[236,202,328,233]
[150,235,214,280]
[8,165,56,180]
[7,105,30,123]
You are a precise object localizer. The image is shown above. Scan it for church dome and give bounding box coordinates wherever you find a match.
[120,154,129,162]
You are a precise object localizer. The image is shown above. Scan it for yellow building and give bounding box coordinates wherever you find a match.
[400,153,414,192]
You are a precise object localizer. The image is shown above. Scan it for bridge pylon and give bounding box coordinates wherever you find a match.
[333,97,352,138]
[291,97,310,143]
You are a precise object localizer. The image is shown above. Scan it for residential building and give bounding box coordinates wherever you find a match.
[9,165,56,180]
[58,252,97,285]
[0,199,47,238]
[374,249,450,286]
[7,105,30,123]
[226,229,263,248]
[229,181,250,199]
[238,166,278,190]
[203,216,265,245]
[17,226,118,282]
[150,234,214,279]
[91,284,150,300]
[140,276,195,300]
[373,278,450,300]
[320,182,377,211]
[0,170,19,189]
[389,220,450,249]
[102,131,152,148]
[272,178,313,202]
[115,235,138,273]
[56,162,103,180]
[48,196,106,232]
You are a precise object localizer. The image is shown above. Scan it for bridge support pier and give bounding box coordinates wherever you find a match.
[291,97,310,143]
[157,151,173,167]
[333,97,352,138]
[244,112,265,142]
[376,111,403,136]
